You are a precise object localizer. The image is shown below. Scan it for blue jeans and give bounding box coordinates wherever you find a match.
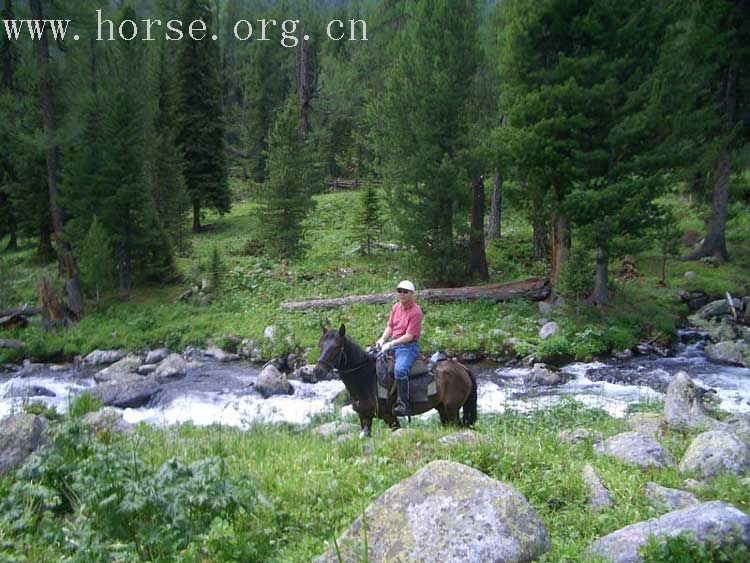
[394,342,420,381]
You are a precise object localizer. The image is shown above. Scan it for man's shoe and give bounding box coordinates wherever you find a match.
[393,378,410,416]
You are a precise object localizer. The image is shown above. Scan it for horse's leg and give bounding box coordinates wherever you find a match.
[436,405,450,426]
[358,413,373,438]
[381,412,401,431]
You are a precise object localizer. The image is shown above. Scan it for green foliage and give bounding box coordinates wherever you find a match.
[257,96,317,259]
[22,401,59,420]
[354,185,383,254]
[68,392,102,419]
[209,244,225,293]
[177,0,230,230]
[1,419,256,561]
[78,216,112,301]
[370,0,480,285]
[558,245,595,304]
[641,532,750,562]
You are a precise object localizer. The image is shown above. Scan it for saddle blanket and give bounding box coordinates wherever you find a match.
[376,353,438,402]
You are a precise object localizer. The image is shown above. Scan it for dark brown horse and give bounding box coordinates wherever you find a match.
[314,325,477,437]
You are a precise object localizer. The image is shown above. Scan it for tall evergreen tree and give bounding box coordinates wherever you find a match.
[0,0,19,249]
[176,0,230,232]
[355,184,383,255]
[370,0,480,285]
[257,96,316,259]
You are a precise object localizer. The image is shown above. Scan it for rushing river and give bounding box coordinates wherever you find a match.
[1,330,748,426]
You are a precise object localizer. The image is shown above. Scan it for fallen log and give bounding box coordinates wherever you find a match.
[0,306,41,318]
[0,338,26,350]
[0,314,28,331]
[281,277,551,311]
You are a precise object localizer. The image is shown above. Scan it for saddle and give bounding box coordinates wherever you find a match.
[376,351,438,402]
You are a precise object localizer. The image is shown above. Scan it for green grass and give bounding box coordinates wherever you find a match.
[2,400,748,561]
[2,189,749,365]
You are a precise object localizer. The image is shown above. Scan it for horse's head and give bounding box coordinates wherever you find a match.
[314,323,348,380]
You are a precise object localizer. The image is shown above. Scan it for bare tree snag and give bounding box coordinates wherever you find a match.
[281,277,551,311]
[30,0,83,319]
[486,168,502,241]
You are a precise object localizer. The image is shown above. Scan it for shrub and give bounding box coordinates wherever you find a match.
[68,392,103,419]
[640,532,750,562]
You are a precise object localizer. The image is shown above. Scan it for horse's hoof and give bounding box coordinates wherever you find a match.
[359,430,371,439]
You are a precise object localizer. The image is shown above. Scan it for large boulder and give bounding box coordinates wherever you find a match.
[704,340,749,367]
[585,501,750,563]
[594,432,675,469]
[0,414,48,475]
[695,299,737,320]
[84,349,125,365]
[644,482,699,512]
[438,430,479,446]
[312,421,359,439]
[316,460,551,563]
[679,430,750,478]
[93,355,142,384]
[82,407,134,436]
[538,322,559,340]
[255,364,293,398]
[557,428,603,445]
[153,353,188,380]
[724,413,750,444]
[144,348,169,365]
[627,412,663,438]
[663,371,716,430]
[205,346,240,362]
[528,363,567,386]
[92,377,163,408]
[582,464,613,512]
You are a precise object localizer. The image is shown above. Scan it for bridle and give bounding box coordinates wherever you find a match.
[317,341,374,375]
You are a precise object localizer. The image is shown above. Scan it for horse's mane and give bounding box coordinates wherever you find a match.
[339,334,376,399]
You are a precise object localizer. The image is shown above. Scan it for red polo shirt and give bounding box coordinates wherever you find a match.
[387,302,424,341]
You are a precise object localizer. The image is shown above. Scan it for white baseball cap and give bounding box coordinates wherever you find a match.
[396,280,415,292]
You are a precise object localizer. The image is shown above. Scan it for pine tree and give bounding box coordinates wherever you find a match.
[176,0,230,233]
[355,184,383,254]
[152,42,190,255]
[78,216,112,303]
[370,0,480,285]
[258,97,316,259]
[0,0,19,249]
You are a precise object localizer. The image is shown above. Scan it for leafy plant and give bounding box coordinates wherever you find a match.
[68,392,103,419]
[641,532,750,562]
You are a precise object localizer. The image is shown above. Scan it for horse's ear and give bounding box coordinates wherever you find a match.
[339,324,346,338]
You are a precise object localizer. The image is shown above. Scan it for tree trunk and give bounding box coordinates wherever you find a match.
[486,168,502,241]
[467,175,489,280]
[593,247,609,305]
[550,214,570,285]
[532,216,548,262]
[297,30,313,139]
[686,146,731,262]
[281,277,551,311]
[192,201,201,233]
[30,0,82,319]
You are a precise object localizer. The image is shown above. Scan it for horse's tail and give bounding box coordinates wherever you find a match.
[461,366,478,427]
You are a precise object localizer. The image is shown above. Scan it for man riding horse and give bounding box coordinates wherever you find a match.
[375,280,423,417]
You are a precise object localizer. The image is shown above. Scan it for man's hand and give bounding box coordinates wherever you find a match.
[381,341,392,352]
[375,337,385,349]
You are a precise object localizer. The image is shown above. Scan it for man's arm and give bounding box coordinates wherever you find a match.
[376,326,392,348]
[384,332,415,348]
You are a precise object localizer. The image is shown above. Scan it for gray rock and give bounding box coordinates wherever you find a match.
[664,371,717,430]
[154,353,188,380]
[538,301,554,316]
[256,364,292,398]
[438,430,479,446]
[538,318,549,326]
[585,501,750,563]
[312,421,359,438]
[528,363,566,386]
[582,464,613,512]
[92,377,163,408]
[84,349,125,365]
[644,482,699,512]
[205,346,240,362]
[696,299,732,320]
[684,271,696,281]
[4,384,56,398]
[557,428,602,445]
[199,294,213,306]
[683,478,707,492]
[94,355,142,384]
[239,339,262,361]
[627,412,663,438]
[538,321,559,340]
[16,362,47,378]
[137,364,157,375]
[705,340,749,367]
[292,364,318,382]
[679,430,750,478]
[316,460,551,563]
[0,414,48,475]
[594,431,675,469]
[144,348,169,365]
[724,413,750,443]
[82,407,133,436]
[613,349,634,360]
[263,325,276,340]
